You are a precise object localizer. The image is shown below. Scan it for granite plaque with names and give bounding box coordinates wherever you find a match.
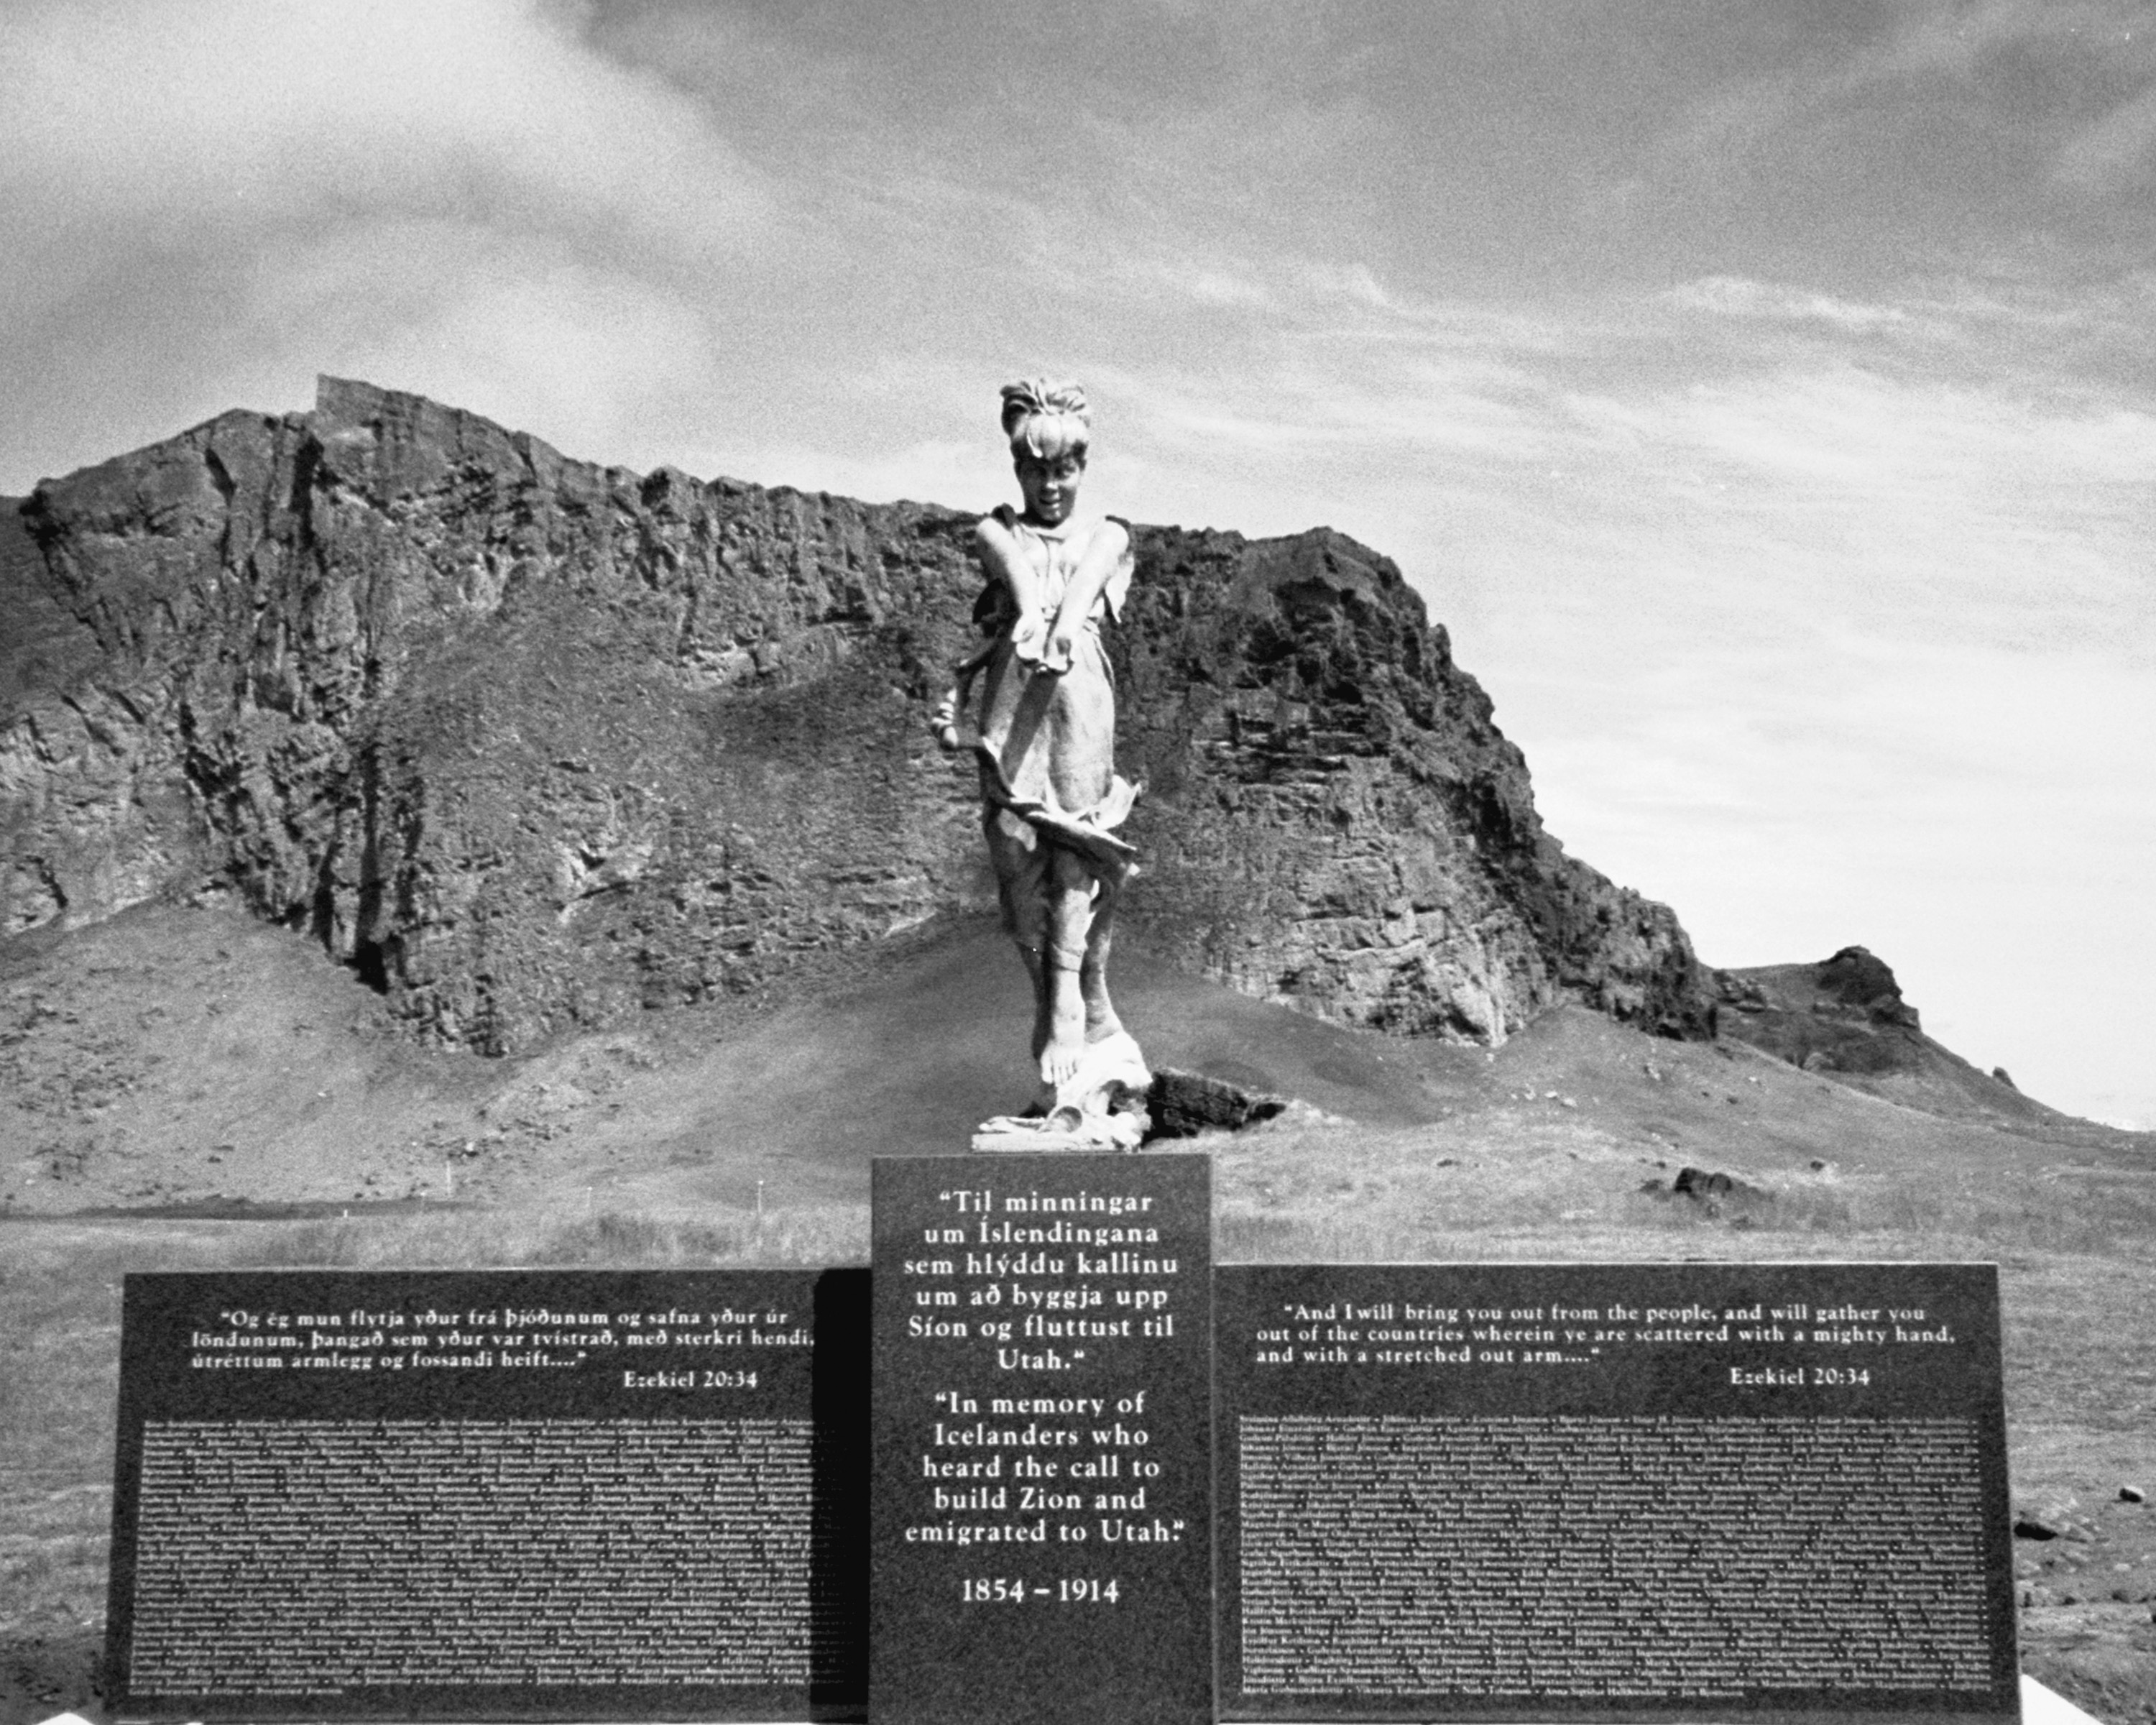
[869,1154,1213,1725]
[1215,1262,2017,1724]
[105,1269,869,1722]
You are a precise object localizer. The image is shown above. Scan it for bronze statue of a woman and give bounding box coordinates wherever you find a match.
[935,380,1151,1150]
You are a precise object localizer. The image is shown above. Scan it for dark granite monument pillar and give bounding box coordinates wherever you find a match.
[869,1153,1213,1725]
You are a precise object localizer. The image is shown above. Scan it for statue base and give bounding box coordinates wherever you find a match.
[971,1029,1152,1153]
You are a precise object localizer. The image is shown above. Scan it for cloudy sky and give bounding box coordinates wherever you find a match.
[2,1,2150,1126]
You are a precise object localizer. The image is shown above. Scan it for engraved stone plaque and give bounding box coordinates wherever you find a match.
[1215,1262,2018,1724]
[105,1269,868,1721]
[869,1154,1213,1725]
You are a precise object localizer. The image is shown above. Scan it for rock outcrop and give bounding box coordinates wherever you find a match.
[1717,947,2055,1123]
[1716,946,1923,1076]
[1,378,1716,1054]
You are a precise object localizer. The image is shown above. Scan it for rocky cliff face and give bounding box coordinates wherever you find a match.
[1,378,1715,1054]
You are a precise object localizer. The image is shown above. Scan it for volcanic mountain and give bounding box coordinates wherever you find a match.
[3,377,1714,1059]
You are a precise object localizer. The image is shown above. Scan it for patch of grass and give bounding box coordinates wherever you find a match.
[1214,1133,2156,1265]
[1215,1210,1456,1263]
[1808,1168,2156,1256]
[521,1205,870,1267]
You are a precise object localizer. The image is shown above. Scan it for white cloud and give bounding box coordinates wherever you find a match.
[0,0,778,489]
[1660,276,1912,334]
[251,222,730,471]
[0,1,767,275]
[1651,364,2153,487]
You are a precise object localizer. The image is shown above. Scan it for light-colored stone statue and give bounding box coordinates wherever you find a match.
[934,380,1151,1151]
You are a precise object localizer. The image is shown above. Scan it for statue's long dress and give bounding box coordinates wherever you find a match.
[968,507,1148,1138]
[972,506,1140,897]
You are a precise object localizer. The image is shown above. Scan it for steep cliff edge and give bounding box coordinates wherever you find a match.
[1,378,1715,1054]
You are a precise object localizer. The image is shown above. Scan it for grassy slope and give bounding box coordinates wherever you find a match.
[4,905,2153,1722]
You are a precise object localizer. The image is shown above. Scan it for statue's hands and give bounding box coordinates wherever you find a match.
[1042,615,1078,675]
[1010,607,1050,667]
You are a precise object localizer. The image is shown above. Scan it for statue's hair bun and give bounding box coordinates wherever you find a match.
[1000,379,1090,448]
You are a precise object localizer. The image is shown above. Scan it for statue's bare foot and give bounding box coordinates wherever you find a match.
[1040,995,1086,1086]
